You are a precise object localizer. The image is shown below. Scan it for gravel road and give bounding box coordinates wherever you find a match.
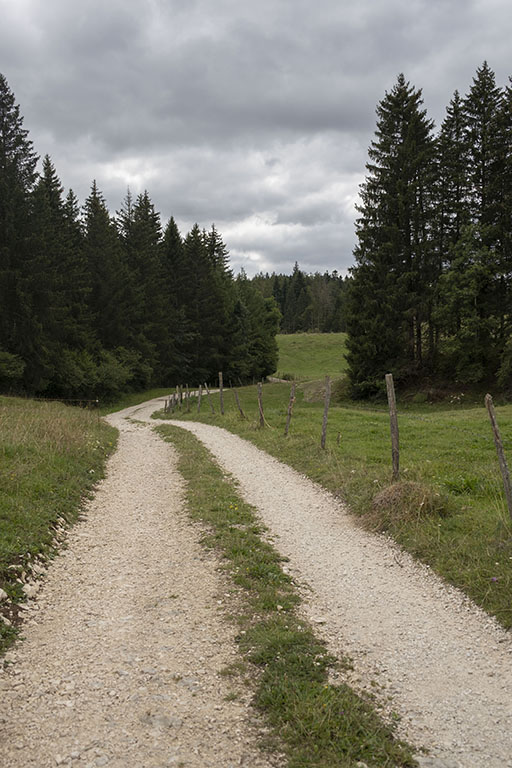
[0,404,279,768]
[141,400,511,768]
[2,395,512,768]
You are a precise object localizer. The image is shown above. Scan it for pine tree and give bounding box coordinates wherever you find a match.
[435,91,471,265]
[436,64,507,383]
[127,191,166,384]
[346,74,436,395]
[463,62,503,234]
[235,273,280,380]
[0,73,38,389]
[83,181,129,350]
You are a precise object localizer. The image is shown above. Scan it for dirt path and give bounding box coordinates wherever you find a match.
[2,396,512,768]
[132,402,512,768]
[0,404,277,768]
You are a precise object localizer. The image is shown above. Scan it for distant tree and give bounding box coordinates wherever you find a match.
[235,272,280,379]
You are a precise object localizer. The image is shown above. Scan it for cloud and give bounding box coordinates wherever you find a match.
[1,0,511,275]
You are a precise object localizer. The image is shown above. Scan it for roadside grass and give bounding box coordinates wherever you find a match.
[274,332,348,381]
[155,382,512,629]
[157,423,416,767]
[0,396,117,654]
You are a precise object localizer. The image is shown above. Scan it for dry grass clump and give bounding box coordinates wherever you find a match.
[365,480,449,532]
[0,397,101,454]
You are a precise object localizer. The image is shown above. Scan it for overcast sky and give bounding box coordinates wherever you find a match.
[1,0,511,276]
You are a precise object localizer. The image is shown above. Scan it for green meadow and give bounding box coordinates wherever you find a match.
[274,332,348,380]
[157,333,512,629]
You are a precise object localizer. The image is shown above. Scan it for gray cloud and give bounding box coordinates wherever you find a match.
[1,0,511,275]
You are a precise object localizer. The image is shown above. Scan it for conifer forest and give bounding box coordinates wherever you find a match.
[2,62,512,401]
[346,63,512,397]
[0,74,280,400]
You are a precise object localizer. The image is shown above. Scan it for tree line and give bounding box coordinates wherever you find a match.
[346,62,512,397]
[0,74,279,400]
[251,263,348,333]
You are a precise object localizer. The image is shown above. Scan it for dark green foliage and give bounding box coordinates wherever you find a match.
[0,73,40,391]
[346,64,512,396]
[234,273,280,380]
[346,75,436,395]
[0,74,279,400]
[252,265,348,333]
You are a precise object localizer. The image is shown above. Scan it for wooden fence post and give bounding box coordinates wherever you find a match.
[197,384,203,413]
[185,384,190,413]
[233,388,246,419]
[485,393,512,520]
[320,375,331,449]
[219,372,224,415]
[257,382,265,428]
[284,381,296,436]
[385,373,400,480]
[205,382,215,414]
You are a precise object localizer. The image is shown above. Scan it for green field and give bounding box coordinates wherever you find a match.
[157,332,512,629]
[274,332,348,380]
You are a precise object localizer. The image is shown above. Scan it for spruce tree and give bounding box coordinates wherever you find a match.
[346,74,436,395]
[83,181,129,350]
[0,73,38,389]
[437,64,507,383]
[463,62,503,234]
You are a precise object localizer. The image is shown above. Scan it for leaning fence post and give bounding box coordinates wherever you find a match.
[205,382,215,414]
[385,373,400,480]
[284,381,296,436]
[320,375,331,449]
[485,393,512,520]
[233,388,246,419]
[257,382,265,428]
[197,384,203,413]
[185,384,191,413]
[219,372,224,415]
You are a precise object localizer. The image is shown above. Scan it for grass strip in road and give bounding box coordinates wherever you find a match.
[0,396,117,654]
[155,382,512,630]
[157,423,416,768]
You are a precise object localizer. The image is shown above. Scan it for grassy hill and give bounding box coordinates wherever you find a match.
[274,332,348,381]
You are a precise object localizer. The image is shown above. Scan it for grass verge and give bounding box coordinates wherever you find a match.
[156,423,416,767]
[0,396,117,654]
[155,382,512,630]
